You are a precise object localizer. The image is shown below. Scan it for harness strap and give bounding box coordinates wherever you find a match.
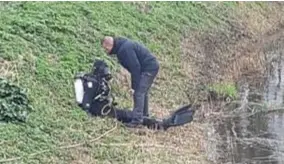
[100,82,114,116]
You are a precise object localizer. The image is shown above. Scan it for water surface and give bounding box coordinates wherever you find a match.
[205,53,284,164]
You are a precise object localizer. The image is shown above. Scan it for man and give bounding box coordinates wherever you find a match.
[101,36,159,128]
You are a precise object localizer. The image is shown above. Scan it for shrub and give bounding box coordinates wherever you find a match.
[0,78,33,122]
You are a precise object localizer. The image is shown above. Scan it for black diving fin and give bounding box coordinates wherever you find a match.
[120,104,199,131]
[161,104,199,130]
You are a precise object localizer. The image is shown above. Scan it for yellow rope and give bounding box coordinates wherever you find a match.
[0,103,118,164]
[0,81,118,163]
[101,101,112,116]
[0,123,118,163]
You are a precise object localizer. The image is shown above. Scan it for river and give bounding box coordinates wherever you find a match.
[205,51,284,164]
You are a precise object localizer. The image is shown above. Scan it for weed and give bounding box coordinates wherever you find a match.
[208,82,239,100]
[0,78,33,122]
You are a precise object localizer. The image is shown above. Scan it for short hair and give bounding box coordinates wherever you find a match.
[101,36,114,46]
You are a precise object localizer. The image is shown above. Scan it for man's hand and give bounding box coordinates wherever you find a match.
[129,89,134,95]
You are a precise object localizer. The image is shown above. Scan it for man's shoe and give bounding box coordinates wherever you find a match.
[124,120,143,128]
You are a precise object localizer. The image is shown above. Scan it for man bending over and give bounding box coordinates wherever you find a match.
[101,36,159,128]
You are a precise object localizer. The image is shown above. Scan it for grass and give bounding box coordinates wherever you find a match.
[208,83,239,100]
[0,1,277,163]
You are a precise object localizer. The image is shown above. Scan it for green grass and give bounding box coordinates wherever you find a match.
[208,83,239,100]
[0,1,274,163]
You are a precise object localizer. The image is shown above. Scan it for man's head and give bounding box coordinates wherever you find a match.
[101,36,114,54]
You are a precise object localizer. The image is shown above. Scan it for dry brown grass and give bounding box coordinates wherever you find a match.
[223,3,284,83]
[0,58,18,80]
[181,2,284,86]
[63,123,207,164]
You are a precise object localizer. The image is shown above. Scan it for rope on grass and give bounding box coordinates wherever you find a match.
[0,120,118,163]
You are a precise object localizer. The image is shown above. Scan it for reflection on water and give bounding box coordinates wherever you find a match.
[264,55,284,107]
[205,52,284,164]
[206,112,284,164]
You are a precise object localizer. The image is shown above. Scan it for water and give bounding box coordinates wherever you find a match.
[205,52,284,164]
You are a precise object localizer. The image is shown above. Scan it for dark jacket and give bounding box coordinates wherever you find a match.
[110,37,159,90]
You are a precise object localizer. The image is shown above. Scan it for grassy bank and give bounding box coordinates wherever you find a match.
[1,2,283,163]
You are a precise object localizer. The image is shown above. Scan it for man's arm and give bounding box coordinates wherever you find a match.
[122,48,141,90]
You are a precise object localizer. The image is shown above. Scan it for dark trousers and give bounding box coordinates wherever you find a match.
[132,71,158,123]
